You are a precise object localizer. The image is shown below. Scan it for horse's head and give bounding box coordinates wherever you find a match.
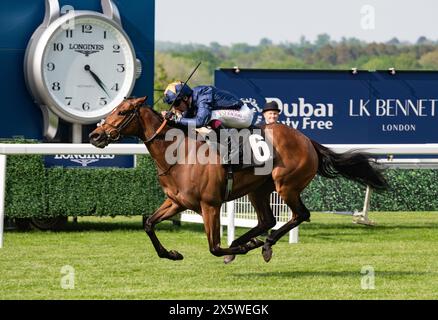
[89,96,147,148]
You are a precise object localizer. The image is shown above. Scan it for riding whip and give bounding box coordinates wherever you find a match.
[150,61,202,110]
[166,61,202,112]
[144,61,202,142]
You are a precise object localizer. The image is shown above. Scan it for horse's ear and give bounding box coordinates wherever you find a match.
[137,96,147,105]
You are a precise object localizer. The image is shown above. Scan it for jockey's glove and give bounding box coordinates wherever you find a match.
[164,111,181,124]
[164,111,176,121]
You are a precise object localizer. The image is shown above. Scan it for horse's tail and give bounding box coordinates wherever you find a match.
[310,140,389,191]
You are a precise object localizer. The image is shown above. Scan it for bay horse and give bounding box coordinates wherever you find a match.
[89,97,388,263]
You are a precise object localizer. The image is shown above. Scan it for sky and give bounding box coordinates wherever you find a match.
[155,0,438,45]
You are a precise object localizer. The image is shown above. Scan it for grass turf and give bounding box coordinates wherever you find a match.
[0,212,437,300]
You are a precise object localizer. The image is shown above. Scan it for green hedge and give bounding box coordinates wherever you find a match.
[4,141,438,218]
[5,154,46,218]
[5,150,166,218]
[45,155,165,218]
[302,170,438,212]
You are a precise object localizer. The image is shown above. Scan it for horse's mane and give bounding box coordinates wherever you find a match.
[145,105,164,121]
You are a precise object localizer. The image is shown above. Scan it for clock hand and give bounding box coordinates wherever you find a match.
[84,65,110,98]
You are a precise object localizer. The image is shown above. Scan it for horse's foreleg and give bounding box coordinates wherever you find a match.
[201,203,249,259]
[144,198,185,260]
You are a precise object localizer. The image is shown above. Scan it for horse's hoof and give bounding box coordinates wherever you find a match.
[169,250,184,260]
[224,255,236,264]
[262,245,273,263]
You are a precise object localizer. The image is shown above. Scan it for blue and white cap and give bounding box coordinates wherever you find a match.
[163,81,193,105]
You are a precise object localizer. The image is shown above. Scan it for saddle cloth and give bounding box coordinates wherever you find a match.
[196,125,274,171]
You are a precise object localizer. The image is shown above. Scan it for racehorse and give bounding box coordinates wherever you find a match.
[89,96,388,263]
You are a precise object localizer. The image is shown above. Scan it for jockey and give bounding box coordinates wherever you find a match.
[163,81,254,164]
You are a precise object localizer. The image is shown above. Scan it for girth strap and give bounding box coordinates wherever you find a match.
[224,165,233,201]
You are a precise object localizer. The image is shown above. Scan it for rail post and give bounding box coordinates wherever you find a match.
[353,186,375,226]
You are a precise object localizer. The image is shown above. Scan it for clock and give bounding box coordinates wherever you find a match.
[24,0,142,138]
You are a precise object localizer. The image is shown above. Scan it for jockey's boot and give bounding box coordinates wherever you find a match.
[195,126,213,138]
[196,126,226,162]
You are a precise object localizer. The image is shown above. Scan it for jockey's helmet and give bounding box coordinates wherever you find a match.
[163,81,193,105]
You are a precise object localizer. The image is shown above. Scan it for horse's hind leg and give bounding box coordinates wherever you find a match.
[262,191,310,262]
[144,198,185,260]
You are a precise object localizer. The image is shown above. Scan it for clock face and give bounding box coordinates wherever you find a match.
[41,15,135,123]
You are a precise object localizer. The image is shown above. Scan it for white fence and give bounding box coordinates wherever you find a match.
[1,143,438,248]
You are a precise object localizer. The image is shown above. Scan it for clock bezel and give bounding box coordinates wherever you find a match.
[25,10,138,124]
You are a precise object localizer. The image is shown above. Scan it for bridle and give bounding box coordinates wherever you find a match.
[98,102,176,176]
[99,105,140,142]
[98,102,168,144]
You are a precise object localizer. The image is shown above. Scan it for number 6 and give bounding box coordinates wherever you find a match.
[249,134,270,162]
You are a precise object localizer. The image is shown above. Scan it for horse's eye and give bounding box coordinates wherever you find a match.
[118,109,134,116]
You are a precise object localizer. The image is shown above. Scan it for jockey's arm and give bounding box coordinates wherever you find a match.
[178,95,212,127]
[179,105,210,127]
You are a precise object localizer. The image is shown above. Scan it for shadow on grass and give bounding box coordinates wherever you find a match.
[232,270,431,278]
[59,219,207,233]
[8,219,438,238]
[302,222,438,231]
[55,222,438,238]
[5,218,207,234]
[64,220,438,233]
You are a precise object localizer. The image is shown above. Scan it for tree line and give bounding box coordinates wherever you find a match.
[154,34,438,110]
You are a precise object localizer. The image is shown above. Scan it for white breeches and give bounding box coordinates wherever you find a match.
[210,104,254,128]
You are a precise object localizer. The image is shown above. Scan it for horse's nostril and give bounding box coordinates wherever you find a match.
[89,132,101,141]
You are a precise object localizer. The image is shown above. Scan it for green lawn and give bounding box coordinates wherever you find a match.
[1,212,437,300]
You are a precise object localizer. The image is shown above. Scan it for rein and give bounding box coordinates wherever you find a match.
[144,119,168,143]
